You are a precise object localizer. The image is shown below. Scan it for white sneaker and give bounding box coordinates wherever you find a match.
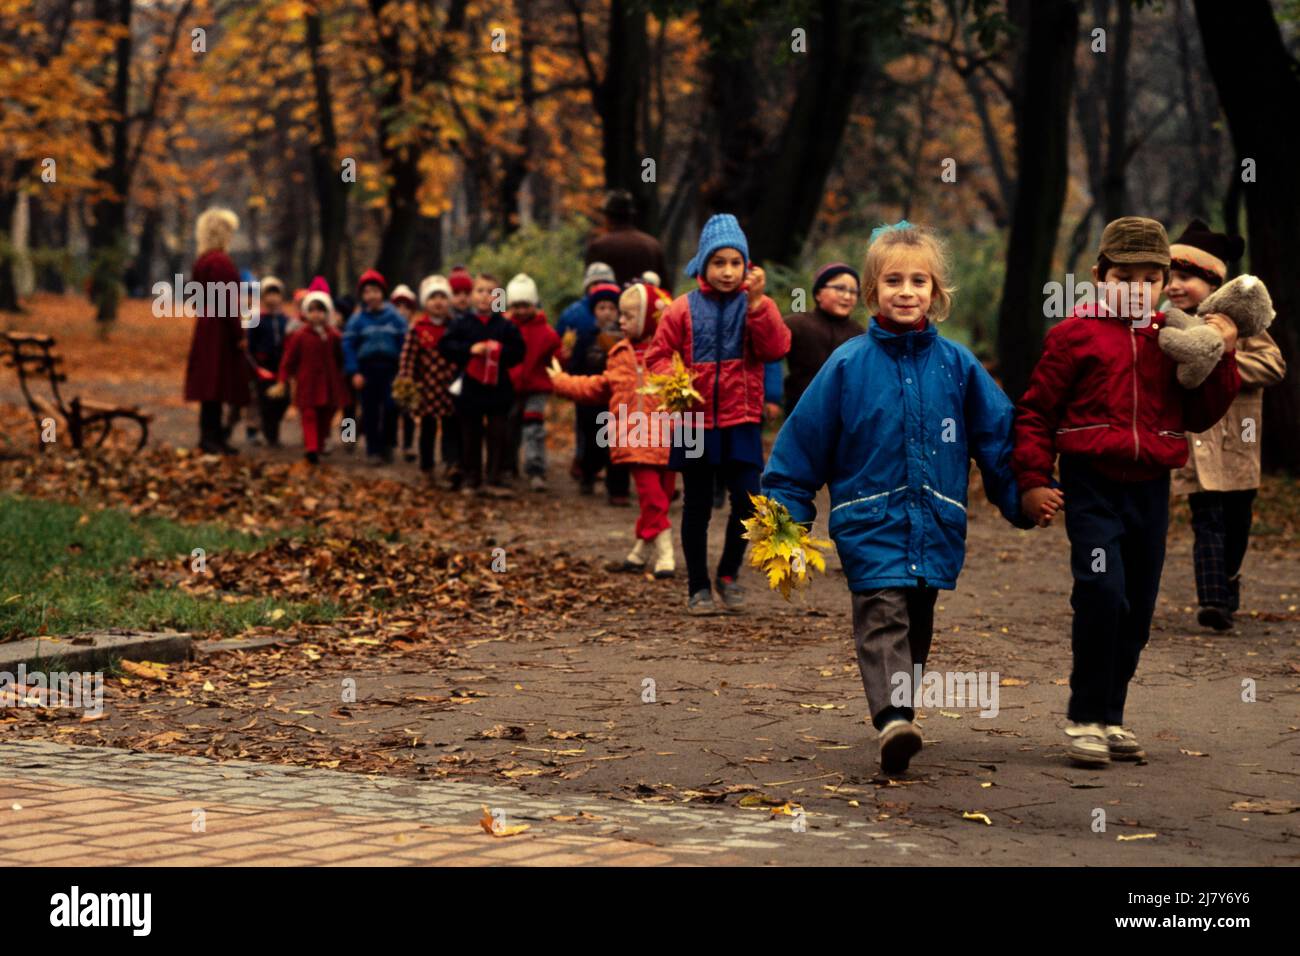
[651,529,675,578]
[1065,721,1111,766]
[878,718,923,775]
[1104,725,1144,760]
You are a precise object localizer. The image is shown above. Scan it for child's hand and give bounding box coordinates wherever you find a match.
[1203,313,1238,352]
[1021,486,1064,527]
[266,381,287,400]
[546,357,563,379]
[351,373,365,390]
[764,401,782,423]
[745,266,766,299]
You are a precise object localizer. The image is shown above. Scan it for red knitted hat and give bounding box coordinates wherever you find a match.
[357,268,387,294]
[448,265,474,294]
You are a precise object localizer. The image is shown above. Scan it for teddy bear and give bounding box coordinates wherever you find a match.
[1158,274,1276,388]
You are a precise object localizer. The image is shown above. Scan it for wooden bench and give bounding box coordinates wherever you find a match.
[2,331,152,451]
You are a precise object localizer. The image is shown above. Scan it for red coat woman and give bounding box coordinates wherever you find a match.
[183,208,251,453]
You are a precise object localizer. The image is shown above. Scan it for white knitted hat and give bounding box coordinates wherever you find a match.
[420,274,451,305]
[506,273,539,306]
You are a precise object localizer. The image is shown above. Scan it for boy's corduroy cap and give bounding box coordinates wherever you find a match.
[1099,217,1170,267]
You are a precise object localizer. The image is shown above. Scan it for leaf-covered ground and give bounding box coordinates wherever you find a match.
[1,297,1297,863]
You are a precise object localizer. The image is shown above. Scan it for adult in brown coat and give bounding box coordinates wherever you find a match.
[584,190,668,289]
[183,207,251,454]
[1165,220,1288,630]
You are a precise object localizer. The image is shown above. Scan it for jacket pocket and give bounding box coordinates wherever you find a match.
[925,486,968,535]
[1056,423,1110,434]
[828,489,896,536]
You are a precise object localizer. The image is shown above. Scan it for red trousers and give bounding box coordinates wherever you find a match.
[631,465,675,540]
[298,405,334,454]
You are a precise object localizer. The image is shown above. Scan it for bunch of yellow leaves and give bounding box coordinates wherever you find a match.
[636,352,703,413]
[741,494,832,599]
[391,376,420,412]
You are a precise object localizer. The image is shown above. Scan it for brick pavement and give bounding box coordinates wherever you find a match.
[0,740,939,866]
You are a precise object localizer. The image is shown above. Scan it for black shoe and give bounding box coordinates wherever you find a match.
[715,576,744,613]
[305,451,320,465]
[1197,605,1234,631]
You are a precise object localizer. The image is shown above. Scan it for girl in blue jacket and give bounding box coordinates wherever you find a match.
[761,222,1033,774]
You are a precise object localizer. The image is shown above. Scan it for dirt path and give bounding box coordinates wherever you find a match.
[2,303,1298,864]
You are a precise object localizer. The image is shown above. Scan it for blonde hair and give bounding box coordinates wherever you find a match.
[196,207,239,254]
[861,223,954,322]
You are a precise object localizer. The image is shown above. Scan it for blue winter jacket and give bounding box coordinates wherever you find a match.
[341,304,407,375]
[761,319,1032,592]
[556,297,599,375]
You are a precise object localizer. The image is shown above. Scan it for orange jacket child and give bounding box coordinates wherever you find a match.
[550,282,677,577]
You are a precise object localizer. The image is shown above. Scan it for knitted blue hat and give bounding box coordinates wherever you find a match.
[684,213,749,278]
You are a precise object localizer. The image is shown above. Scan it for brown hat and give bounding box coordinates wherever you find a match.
[1099,217,1170,267]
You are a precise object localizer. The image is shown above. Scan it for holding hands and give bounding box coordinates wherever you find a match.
[1021,486,1065,527]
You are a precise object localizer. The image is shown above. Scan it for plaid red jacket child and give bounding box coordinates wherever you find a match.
[396,314,458,418]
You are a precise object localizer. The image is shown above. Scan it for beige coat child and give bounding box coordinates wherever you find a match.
[1172,330,1287,493]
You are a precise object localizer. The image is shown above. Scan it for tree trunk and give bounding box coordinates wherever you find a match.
[131,207,160,297]
[0,188,22,312]
[996,0,1078,400]
[701,0,880,266]
[1196,0,1300,473]
[306,8,346,292]
[88,0,132,326]
[1099,0,1131,221]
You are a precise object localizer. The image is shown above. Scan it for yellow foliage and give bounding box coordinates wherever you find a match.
[636,353,702,414]
[741,494,832,600]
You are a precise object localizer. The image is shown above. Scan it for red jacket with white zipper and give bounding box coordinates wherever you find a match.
[1013,303,1240,488]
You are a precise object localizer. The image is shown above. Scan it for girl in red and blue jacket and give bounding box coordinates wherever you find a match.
[645,213,791,615]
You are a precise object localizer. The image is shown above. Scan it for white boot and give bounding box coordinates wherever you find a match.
[605,537,647,573]
[651,529,675,578]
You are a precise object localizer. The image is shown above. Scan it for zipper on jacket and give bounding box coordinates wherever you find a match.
[712,304,722,429]
[1130,327,1140,461]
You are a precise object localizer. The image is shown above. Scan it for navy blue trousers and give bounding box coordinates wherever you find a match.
[1060,455,1169,726]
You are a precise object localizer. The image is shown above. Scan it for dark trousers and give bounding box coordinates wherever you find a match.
[1188,490,1256,611]
[460,409,509,488]
[576,404,606,483]
[254,380,289,445]
[679,459,761,595]
[198,400,223,446]
[359,358,399,458]
[1060,455,1169,726]
[417,414,460,473]
[851,588,939,729]
[401,412,416,452]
